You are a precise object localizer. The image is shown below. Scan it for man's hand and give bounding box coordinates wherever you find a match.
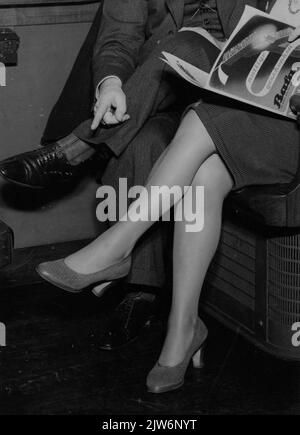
[288,25,300,42]
[91,77,130,130]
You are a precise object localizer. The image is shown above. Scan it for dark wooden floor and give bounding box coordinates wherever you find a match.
[0,282,300,415]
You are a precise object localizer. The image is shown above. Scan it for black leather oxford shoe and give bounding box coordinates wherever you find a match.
[0,143,89,189]
[99,289,157,351]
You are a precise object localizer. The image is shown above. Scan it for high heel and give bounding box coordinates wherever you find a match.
[146,318,207,394]
[192,345,205,369]
[92,281,113,298]
[36,255,132,296]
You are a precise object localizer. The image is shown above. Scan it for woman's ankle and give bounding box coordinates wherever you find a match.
[167,312,198,333]
[158,317,198,366]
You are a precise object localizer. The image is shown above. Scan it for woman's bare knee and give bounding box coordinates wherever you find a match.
[192,154,233,199]
[171,110,216,156]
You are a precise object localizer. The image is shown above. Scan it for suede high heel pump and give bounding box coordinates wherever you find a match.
[146,318,208,394]
[36,255,132,297]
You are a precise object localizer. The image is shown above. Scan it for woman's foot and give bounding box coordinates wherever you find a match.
[146,317,207,393]
[158,317,200,367]
[65,223,134,275]
[37,254,132,295]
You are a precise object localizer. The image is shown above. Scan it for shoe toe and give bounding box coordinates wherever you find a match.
[146,364,184,394]
[0,161,11,178]
[37,259,90,294]
[146,366,165,391]
[0,159,27,185]
[36,260,66,285]
[0,165,7,178]
[36,262,51,279]
[146,370,167,393]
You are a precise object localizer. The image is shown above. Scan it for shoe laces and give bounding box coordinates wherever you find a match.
[24,145,72,179]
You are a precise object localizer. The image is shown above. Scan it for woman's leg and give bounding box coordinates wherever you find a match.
[65,110,217,274]
[158,154,233,366]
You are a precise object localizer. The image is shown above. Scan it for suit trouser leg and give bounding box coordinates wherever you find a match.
[74,31,220,156]
[102,112,179,288]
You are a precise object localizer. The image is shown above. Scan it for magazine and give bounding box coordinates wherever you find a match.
[162,6,300,120]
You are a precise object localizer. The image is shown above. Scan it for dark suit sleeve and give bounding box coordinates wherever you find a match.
[93,0,148,89]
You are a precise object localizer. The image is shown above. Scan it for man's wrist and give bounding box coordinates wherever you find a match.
[100,76,122,88]
[96,76,122,98]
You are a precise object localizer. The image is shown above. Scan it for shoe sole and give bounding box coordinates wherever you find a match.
[147,380,184,394]
[36,265,116,299]
[0,171,73,190]
[36,265,84,294]
[0,171,46,190]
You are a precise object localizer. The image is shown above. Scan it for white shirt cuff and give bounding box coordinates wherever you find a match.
[96,75,122,98]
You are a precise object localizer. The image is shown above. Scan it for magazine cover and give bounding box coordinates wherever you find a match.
[163,6,300,119]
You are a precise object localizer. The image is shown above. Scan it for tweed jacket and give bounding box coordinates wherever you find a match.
[92,0,271,88]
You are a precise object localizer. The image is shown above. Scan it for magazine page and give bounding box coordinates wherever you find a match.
[179,26,222,49]
[207,6,300,119]
[161,51,209,87]
[160,10,256,92]
[270,0,300,27]
[162,6,300,120]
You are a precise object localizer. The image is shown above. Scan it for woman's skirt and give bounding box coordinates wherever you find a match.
[190,99,300,190]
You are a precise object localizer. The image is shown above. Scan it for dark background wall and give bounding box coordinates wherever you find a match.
[0,2,102,248]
